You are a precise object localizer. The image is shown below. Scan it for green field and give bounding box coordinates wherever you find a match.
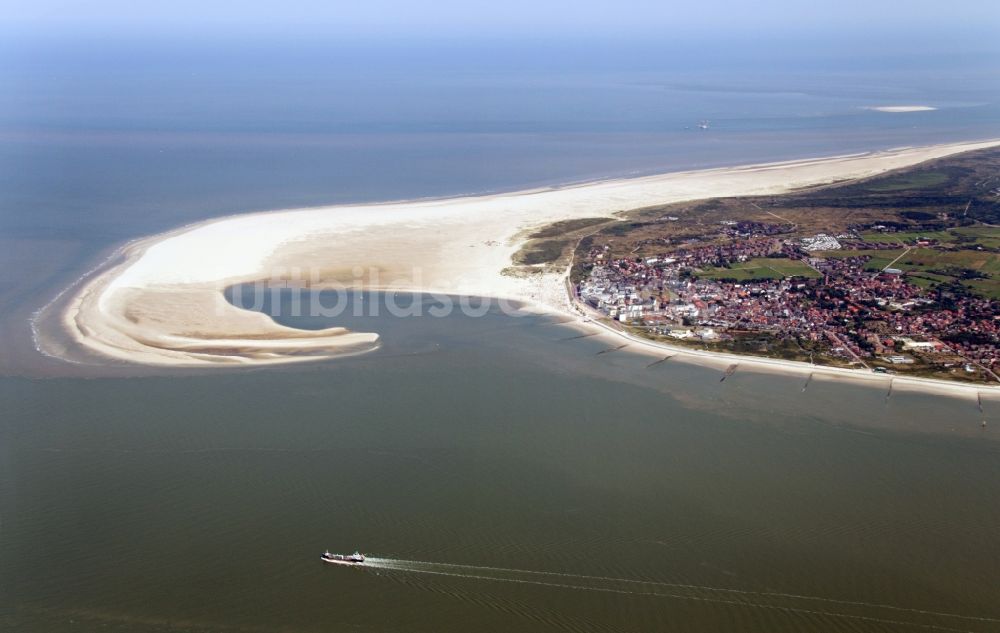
[951,226,1000,249]
[966,278,1000,299]
[697,257,821,281]
[859,230,954,244]
[816,247,1000,298]
[859,225,1000,249]
[895,248,1000,274]
[906,272,954,290]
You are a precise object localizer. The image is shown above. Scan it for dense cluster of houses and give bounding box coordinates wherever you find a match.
[578,237,999,374]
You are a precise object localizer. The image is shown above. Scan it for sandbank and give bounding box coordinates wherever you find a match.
[866,106,938,113]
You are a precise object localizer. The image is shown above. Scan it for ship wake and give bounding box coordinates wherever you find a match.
[363,557,1000,633]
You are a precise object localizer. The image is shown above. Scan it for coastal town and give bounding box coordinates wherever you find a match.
[573,201,1000,383]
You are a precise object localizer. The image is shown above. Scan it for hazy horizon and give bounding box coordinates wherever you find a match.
[3,0,999,40]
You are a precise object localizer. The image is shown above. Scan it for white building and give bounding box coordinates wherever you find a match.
[801,234,842,252]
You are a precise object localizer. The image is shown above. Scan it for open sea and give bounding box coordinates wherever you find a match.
[2,34,1000,632]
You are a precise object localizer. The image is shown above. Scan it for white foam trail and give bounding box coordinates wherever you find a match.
[366,558,1000,625]
[364,562,977,633]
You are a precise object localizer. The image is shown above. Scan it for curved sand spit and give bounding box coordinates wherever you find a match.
[37,139,1000,395]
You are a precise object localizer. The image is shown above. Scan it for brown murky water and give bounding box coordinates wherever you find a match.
[2,292,999,633]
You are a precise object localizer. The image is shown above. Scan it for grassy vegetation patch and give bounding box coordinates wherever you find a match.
[951,226,1000,249]
[514,239,571,265]
[696,257,821,281]
[859,226,1000,248]
[966,279,1000,300]
[859,230,956,244]
[863,171,950,192]
[899,249,994,272]
[763,258,823,277]
[529,217,613,239]
[697,267,781,281]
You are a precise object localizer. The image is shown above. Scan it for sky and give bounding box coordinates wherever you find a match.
[2,0,998,39]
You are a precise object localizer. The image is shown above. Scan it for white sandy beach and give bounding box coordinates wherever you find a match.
[39,138,1000,396]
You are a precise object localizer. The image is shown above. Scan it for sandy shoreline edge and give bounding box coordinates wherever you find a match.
[33,138,1000,397]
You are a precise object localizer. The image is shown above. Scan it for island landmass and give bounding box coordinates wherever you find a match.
[31,139,1000,397]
